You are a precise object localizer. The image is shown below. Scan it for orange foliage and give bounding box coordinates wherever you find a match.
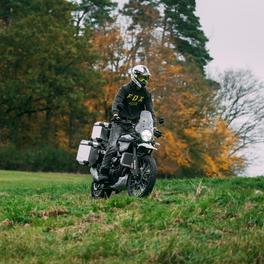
[56,129,69,150]
[89,27,130,120]
[157,129,190,175]
[140,42,244,177]
[201,120,244,177]
[88,24,244,177]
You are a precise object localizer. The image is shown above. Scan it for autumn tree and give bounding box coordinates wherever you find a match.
[142,42,244,177]
[88,25,131,122]
[116,1,243,176]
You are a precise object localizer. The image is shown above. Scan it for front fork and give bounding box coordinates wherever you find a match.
[131,144,154,178]
[132,145,139,177]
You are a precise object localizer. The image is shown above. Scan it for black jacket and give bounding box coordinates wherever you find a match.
[112,81,156,124]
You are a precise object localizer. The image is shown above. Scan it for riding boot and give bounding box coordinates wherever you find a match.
[97,167,109,182]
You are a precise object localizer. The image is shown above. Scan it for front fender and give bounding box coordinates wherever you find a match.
[137,143,157,150]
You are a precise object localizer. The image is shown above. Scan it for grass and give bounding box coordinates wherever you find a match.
[0,170,263,263]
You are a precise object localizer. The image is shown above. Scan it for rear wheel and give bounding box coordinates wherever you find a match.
[91,181,112,199]
[127,155,157,198]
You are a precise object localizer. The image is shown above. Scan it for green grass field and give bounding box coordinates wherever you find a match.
[0,170,263,263]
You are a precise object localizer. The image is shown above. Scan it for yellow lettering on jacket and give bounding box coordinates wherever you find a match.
[132,95,139,101]
[126,93,144,104]
[138,96,144,102]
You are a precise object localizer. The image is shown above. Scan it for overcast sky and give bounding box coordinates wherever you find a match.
[196,0,264,80]
[196,0,264,176]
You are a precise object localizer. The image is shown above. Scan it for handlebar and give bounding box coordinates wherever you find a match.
[112,119,134,126]
[113,118,162,138]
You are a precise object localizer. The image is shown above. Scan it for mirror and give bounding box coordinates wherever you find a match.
[158,116,164,125]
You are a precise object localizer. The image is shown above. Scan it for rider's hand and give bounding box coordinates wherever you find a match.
[112,113,121,122]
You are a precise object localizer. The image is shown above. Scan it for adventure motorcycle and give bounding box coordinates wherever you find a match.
[76,111,162,198]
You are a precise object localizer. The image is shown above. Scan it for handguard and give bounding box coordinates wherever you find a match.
[111,113,121,122]
[154,129,162,138]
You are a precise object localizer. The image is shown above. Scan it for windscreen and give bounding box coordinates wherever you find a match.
[135,111,154,133]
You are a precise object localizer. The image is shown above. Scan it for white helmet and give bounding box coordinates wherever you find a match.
[131,65,151,88]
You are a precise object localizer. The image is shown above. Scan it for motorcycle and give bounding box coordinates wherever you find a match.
[76,110,162,198]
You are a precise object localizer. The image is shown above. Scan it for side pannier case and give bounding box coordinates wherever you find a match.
[76,140,98,166]
[91,122,110,142]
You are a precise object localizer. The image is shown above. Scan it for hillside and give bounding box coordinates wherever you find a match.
[0,170,263,263]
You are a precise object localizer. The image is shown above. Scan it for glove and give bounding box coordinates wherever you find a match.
[154,128,162,138]
[111,113,120,122]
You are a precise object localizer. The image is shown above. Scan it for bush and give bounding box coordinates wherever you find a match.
[0,145,83,173]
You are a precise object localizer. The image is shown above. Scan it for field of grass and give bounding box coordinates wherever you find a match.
[0,170,263,263]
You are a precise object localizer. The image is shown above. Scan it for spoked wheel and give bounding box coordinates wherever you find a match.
[91,181,112,199]
[127,155,157,198]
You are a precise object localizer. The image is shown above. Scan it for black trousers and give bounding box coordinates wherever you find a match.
[100,122,126,174]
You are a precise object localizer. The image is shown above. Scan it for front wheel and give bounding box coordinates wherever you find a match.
[91,181,112,199]
[127,155,157,198]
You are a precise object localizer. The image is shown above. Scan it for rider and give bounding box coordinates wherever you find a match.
[98,65,156,182]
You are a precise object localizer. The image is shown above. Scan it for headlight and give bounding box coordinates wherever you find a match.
[140,130,153,142]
